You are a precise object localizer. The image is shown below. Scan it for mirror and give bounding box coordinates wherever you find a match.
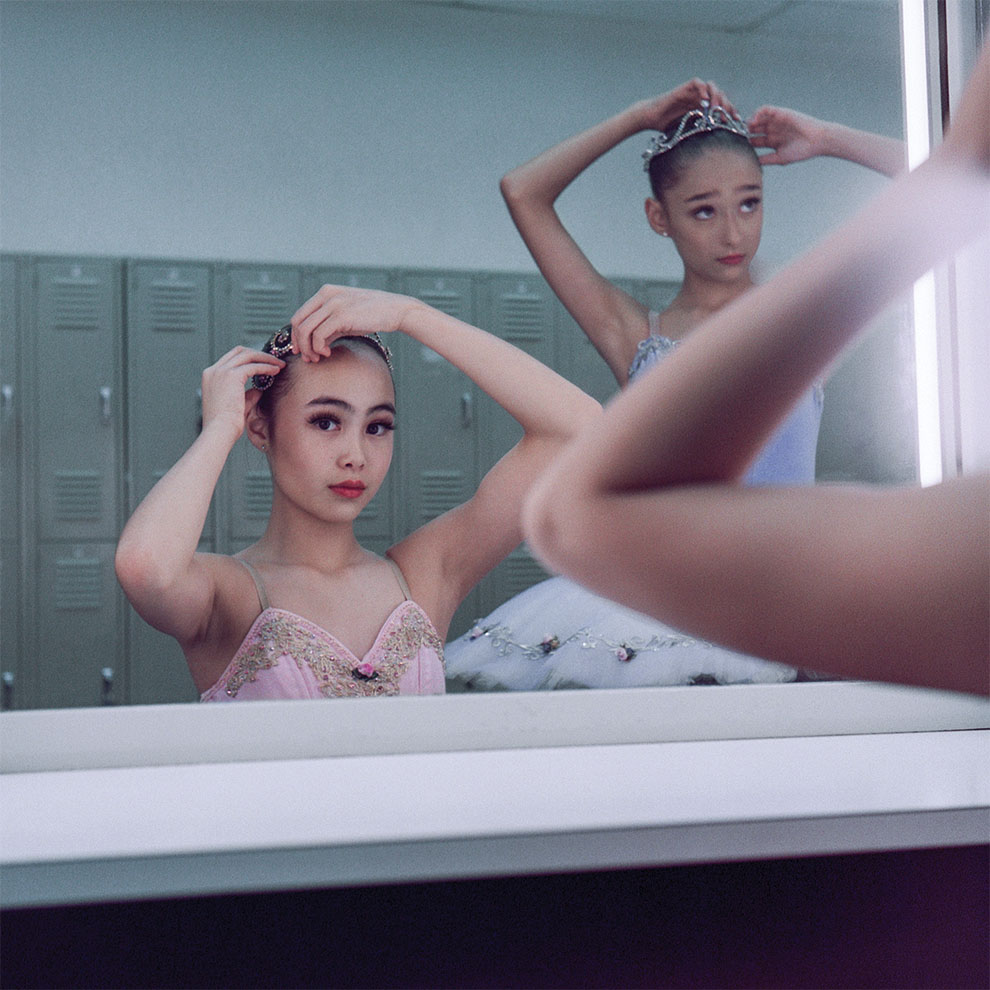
[3,0,960,722]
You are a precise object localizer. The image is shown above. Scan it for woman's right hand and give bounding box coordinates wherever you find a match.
[199,346,285,439]
[638,78,739,133]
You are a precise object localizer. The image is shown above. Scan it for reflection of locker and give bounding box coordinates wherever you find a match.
[30,258,124,708]
[304,267,396,555]
[126,262,214,530]
[475,274,556,614]
[125,262,214,705]
[396,271,479,637]
[36,542,123,708]
[216,265,304,547]
[1,256,23,707]
[35,259,123,541]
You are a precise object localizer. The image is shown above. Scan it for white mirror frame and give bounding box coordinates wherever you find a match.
[2,0,988,909]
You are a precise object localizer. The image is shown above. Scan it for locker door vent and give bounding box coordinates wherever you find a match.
[499,295,544,343]
[51,278,101,332]
[54,557,103,610]
[419,470,464,519]
[244,471,273,517]
[505,552,549,596]
[54,470,102,520]
[149,280,199,332]
[417,292,465,321]
[241,286,292,338]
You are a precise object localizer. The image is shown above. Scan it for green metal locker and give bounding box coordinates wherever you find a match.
[125,261,214,704]
[35,541,123,708]
[473,273,556,616]
[216,264,304,548]
[1,256,23,707]
[34,258,123,542]
[30,258,124,708]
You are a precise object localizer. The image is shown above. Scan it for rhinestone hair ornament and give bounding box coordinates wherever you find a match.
[252,324,393,391]
[642,101,751,171]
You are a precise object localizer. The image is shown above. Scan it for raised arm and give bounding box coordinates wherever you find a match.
[115,347,285,646]
[290,285,601,636]
[501,78,738,384]
[748,105,906,177]
[524,45,990,694]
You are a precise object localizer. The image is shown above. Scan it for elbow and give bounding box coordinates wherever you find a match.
[500,168,535,210]
[560,394,604,442]
[114,537,167,601]
[524,398,604,574]
[499,170,521,205]
[523,464,596,582]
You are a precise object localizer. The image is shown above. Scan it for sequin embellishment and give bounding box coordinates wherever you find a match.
[222,603,444,698]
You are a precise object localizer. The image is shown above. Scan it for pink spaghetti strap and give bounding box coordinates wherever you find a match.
[385,554,412,601]
[236,557,270,612]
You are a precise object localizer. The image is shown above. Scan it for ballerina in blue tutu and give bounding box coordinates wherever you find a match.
[445,78,902,691]
[524,45,990,697]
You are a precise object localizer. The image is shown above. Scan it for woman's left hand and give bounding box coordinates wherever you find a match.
[747,105,826,165]
[289,284,422,362]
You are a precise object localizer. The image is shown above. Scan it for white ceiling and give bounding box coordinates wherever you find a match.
[424,0,899,46]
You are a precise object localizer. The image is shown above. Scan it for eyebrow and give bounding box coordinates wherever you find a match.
[684,183,762,204]
[306,397,397,416]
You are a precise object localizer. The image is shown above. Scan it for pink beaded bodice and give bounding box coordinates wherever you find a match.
[201,559,446,701]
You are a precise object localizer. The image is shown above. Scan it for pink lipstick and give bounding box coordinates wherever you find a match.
[330,480,366,499]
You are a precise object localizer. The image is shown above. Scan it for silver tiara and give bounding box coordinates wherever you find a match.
[252,324,393,391]
[642,103,751,171]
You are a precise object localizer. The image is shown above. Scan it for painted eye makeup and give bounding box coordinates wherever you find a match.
[367,420,396,437]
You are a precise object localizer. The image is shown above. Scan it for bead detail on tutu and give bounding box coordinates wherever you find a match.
[466,621,707,663]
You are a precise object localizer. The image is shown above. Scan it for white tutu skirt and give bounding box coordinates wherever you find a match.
[445,576,803,691]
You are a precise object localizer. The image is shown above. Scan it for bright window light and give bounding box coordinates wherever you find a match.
[900,0,942,486]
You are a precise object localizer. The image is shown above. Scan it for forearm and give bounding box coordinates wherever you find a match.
[399,301,600,438]
[818,121,905,177]
[116,423,238,594]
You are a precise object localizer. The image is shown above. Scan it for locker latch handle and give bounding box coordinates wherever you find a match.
[460,392,473,429]
[1,384,12,419]
[99,386,112,424]
[100,666,116,706]
[1,671,13,710]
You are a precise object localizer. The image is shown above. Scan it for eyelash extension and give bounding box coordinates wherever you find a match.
[308,414,340,429]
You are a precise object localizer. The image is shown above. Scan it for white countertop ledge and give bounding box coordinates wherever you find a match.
[3,730,988,908]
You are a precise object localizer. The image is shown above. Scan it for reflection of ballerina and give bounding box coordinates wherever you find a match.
[525,45,990,698]
[445,78,902,690]
[115,286,598,700]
